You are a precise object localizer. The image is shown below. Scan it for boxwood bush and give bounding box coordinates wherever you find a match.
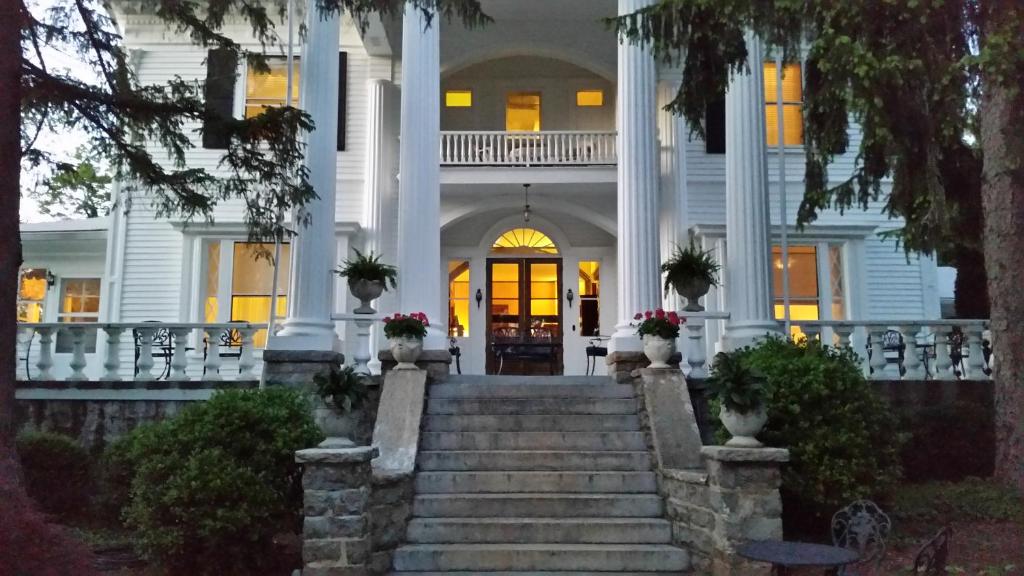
[112,388,323,574]
[16,430,93,517]
[734,338,905,532]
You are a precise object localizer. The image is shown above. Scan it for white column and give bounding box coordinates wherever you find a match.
[270,7,341,351]
[365,79,393,371]
[658,78,689,311]
[609,0,662,353]
[397,4,445,349]
[723,31,782,348]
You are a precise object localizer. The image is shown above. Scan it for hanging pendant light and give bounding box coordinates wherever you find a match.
[522,183,531,223]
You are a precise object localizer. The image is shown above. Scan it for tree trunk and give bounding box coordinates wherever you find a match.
[980,6,1024,492]
[0,0,24,482]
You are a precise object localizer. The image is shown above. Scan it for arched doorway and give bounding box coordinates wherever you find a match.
[486,228,563,375]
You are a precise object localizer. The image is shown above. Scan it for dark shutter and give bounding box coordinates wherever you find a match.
[705,96,726,154]
[337,52,348,151]
[203,48,238,149]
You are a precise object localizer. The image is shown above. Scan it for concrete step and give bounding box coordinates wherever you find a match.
[415,471,658,494]
[391,543,689,572]
[391,572,687,576]
[412,493,664,518]
[417,450,652,472]
[422,414,642,432]
[441,375,612,386]
[406,517,672,544]
[420,431,647,451]
[425,397,638,416]
[429,383,635,399]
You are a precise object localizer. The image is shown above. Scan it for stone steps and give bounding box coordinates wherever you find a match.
[422,414,642,432]
[416,450,653,471]
[420,431,647,451]
[406,517,672,544]
[429,383,636,399]
[391,543,689,572]
[425,397,638,416]
[412,493,665,518]
[414,471,657,494]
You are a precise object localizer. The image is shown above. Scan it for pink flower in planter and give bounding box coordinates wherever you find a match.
[655,308,665,319]
[644,310,653,319]
[634,313,643,320]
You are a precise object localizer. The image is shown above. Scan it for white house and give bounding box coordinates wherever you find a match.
[18,0,981,384]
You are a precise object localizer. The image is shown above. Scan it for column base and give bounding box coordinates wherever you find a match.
[607,323,642,354]
[267,318,340,352]
[723,320,783,350]
[378,349,451,382]
[262,349,343,388]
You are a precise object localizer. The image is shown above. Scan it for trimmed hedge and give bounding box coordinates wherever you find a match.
[16,431,93,517]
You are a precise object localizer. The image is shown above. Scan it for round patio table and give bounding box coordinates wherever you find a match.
[737,540,860,575]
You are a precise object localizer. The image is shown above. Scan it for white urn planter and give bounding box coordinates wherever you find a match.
[349,279,385,314]
[389,335,423,370]
[642,335,676,369]
[720,406,768,448]
[677,277,712,312]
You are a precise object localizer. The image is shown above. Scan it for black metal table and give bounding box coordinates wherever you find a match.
[737,541,860,575]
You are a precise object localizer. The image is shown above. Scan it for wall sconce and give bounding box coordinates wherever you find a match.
[475,288,483,309]
[566,288,574,308]
[45,271,56,288]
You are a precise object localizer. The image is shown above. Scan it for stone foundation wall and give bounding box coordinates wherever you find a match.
[368,473,414,574]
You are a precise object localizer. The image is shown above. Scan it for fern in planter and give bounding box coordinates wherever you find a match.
[314,366,370,413]
[334,249,397,290]
[707,350,765,415]
[661,240,720,310]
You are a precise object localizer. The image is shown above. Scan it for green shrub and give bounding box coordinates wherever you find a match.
[737,338,905,526]
[120,388,323,574]
[16,431,92,517]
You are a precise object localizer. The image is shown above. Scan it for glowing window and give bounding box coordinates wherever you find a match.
[578,261,600,336]
[506,92,541,132]
[491,228,558,255]
[764,62,804,146]
[230,243,291,347]
[576,90,604,107]
[205,241,220,324]
[445,90,473,107]
[448,260,470,338]
[17,268,48,323]
[772,245,845,338]
[245,58,301,119]
[56,278,101,353]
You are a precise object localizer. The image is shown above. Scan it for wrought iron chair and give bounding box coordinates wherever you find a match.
[133,322,174,380]
[491,327,521,375]
[202,327,243,375]
[448,338,462,375]
[867,329,906,378]
[585,336,608,376]
[912,527,952,576]
[831,500,892,575]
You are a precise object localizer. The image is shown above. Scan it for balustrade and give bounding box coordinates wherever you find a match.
[440,131,617,166]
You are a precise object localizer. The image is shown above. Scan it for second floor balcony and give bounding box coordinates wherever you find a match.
[440,130,617,167]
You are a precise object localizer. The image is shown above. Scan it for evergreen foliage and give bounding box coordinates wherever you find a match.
[335,248,399,290]
[15,430,93,517]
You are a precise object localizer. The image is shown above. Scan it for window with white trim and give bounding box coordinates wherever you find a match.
[56,278,101,353]
[203,240,291,347]
[772,243,845,337]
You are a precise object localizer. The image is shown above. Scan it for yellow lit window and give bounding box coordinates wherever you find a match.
[576,90,604,107]
[17,268,48,323]
[764,62,804,146]
[245,58,301,119]
[445,90,473,108]
[448,260,470,338]
[506,92,541,132]
[491,228,558,255]
[578,261,600,336]
[205,241,220,323]
[230,243,291,347]
[56,278,101,353]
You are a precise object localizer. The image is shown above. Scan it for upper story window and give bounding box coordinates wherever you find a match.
[446,90,473,107]
[17,268,48,323]
[506,93,541,132]
[764,62,804,146]
[576,90,604,107]
[245,58,301,118]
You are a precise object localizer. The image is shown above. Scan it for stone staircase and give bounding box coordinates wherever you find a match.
[390,375,690,574]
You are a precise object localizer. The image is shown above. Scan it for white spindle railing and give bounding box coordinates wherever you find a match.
[440,131,617,166]
[678,311,731,378]
[332,313,384,375]
[788,320,993,381]
[16,322,267,382]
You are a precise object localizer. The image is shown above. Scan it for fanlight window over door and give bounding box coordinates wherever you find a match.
[491,228,558,255]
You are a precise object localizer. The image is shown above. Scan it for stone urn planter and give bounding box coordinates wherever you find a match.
[720,406,768,448]
[314,400,356,438]
[349,279,385,314]
[677,277,712,312]
[642,334,676,369]
[389,335,423,370]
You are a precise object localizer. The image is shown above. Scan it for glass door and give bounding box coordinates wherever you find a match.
[487,259,562,374]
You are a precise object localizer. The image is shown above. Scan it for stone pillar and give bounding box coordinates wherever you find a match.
[397,4,445,350]
[609,0,662,354]
[270,8,341,353]
[723,32,781,348]
[296,445,377,575]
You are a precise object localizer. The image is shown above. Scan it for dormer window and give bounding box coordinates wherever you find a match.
[445,90,473,107]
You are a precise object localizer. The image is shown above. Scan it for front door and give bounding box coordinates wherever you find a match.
[486,259,563,375]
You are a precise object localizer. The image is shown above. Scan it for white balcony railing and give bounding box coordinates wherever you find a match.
[440,130,617,166]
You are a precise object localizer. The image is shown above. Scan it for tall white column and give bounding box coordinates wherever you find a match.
[723,32,781,348]
[397,4,445,349]
[364,79,397,371]
[270,7,341,351]
[658,78,689,311]
[609,0,662,353]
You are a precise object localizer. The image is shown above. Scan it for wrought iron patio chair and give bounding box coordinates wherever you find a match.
[912,527,952,576]
[133,321,173,380]
[448,338,462,375]
[831,499,892,576]
[202,327,243,375]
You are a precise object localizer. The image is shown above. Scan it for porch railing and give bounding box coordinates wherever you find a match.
[16,322,267,382]
[440,130,617,166]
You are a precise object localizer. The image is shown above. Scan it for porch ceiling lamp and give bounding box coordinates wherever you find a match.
[522,184,531,223]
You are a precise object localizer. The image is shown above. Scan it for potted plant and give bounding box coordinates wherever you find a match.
[334,249,398,314]
[383,312,429,370]
[633,309,684,368]
[661,240,721,312]
[707,350,767,447]
[312,365,370,437]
